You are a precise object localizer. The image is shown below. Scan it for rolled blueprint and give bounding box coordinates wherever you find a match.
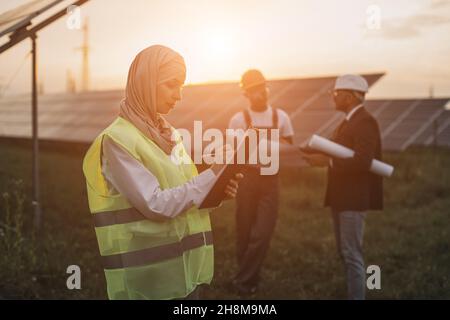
[307,135,394,177]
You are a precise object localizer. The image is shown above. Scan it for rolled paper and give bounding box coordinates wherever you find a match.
[307,135,394,177]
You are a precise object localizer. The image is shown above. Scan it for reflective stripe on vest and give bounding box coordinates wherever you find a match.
[93,208,146,227]
[102,231,213,270]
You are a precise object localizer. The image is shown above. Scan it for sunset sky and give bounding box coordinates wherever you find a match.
[0,0,449,98]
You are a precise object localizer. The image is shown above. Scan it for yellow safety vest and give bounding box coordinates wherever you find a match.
[82,116,213,300]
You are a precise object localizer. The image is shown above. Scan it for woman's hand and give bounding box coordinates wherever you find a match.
[224,173,244,200]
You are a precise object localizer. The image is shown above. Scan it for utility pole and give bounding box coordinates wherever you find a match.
[78,18,90,92]
[66,69,76,93]
[31,33,42,231]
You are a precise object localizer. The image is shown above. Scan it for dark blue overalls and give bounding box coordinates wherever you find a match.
[234,107,280,289]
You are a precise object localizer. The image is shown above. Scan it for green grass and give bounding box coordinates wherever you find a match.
[0,139,449,299]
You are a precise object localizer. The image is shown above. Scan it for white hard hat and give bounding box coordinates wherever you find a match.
[334,74,369,93]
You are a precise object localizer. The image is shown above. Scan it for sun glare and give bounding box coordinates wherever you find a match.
[201,29,236,62]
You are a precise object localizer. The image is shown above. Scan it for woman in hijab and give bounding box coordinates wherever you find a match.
[82,45,242,300]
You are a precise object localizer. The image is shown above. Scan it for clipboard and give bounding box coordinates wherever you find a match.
[198,130,250,209]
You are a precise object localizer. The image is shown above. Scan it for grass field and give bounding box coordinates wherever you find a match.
[0,139,449,299]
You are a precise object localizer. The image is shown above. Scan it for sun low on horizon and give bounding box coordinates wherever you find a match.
[0,0,449,98]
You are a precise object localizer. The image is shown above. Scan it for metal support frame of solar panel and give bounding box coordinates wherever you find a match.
[0,0,89,54]
[0,0,90,230]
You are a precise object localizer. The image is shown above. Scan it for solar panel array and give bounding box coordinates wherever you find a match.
[0,89,122,142]
[1,73,449,165]
[366,99,450,150]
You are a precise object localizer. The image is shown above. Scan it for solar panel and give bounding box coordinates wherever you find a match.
[1,73,449,159]
[366,99,450,151]
[433,116,450,147]
[0,0,92,226]
[0,0,64,38]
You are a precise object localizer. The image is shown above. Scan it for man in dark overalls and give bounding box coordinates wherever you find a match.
[227,69,294,295]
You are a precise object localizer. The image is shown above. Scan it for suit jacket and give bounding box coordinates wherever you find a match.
[324,106,383,211]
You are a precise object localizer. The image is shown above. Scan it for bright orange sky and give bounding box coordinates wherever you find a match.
[0,0,449,98]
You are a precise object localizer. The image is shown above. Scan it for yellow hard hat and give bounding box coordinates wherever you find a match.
[240,69,266,90]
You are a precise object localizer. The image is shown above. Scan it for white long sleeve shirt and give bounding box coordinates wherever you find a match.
[101,136,217,219]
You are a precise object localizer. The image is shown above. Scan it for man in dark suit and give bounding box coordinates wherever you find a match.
[303,74,383,300]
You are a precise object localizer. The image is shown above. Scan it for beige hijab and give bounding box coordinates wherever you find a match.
[119,45,186,155]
